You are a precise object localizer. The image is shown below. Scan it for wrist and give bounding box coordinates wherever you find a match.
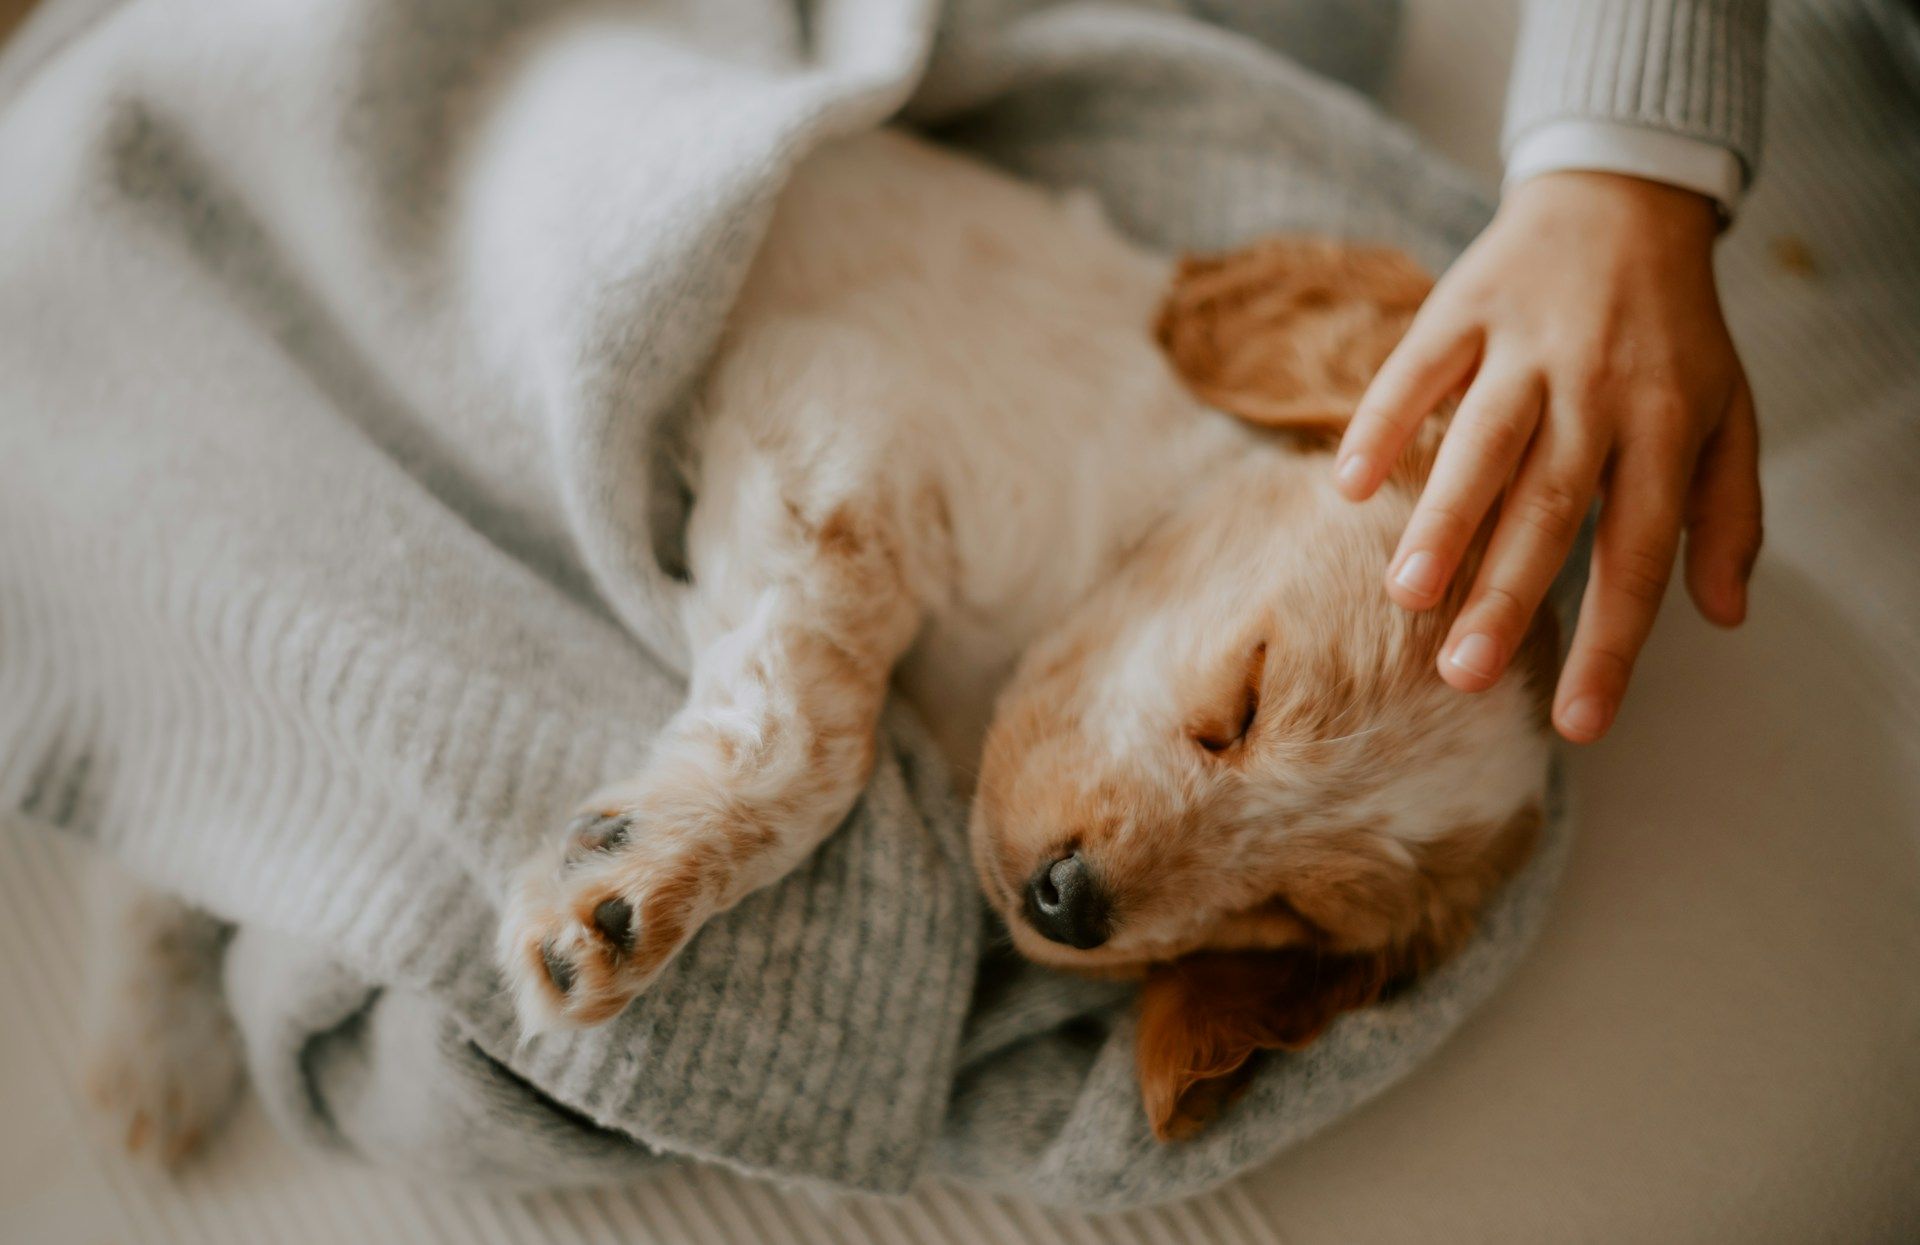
[1502,170,1721,250]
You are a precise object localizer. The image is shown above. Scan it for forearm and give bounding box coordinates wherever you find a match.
[1504,0,1771,210]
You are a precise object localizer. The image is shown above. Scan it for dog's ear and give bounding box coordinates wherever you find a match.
[1135,946,1398,1141]
[1154,238,1432,433]
[1135,808,1544,1141]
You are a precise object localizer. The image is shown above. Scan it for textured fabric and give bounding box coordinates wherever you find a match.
[0,0,1573,1210]
[1505,0,1771,183]
[1505,119,1747,210]
[5,0,1918,1239]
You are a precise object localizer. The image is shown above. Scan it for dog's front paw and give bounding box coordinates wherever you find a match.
[496,803,716,1031]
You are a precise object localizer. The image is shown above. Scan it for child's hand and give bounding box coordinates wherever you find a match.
[1336,170,1762,744]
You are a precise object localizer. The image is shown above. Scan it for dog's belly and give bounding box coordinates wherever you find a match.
[721,130,1254,781]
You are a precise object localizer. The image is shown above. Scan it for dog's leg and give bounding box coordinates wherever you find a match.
[83,861,244,1165]
[498,428,928,1029]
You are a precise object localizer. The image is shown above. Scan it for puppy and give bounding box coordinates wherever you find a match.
[91,130,1552,1157]
[495,131,1554,1138]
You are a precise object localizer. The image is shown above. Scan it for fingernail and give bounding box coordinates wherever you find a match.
[1447,633,1500,680]
[1336,455,1370,494]
[1393,551,1442,599]
[1560,695,1612,740]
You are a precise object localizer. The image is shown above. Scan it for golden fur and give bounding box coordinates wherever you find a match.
[978,232,1556,1139]
[480,132,1555,1141]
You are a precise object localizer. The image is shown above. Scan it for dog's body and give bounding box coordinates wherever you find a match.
[505,130,1555,1134]
[689,132,1250,792]
[93,130,1552,1155]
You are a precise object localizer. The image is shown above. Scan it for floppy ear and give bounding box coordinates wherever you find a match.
[1154,237,1433,433]
[1134,808,1544,1141]
[1135,946,1399,1141]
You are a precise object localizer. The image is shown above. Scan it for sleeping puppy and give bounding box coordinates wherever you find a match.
[90,129,1552,1159]
[494,130,1554,1139]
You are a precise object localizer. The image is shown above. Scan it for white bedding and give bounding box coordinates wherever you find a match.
[3,0,1916,1241]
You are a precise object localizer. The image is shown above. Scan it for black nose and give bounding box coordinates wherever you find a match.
[1023,853,1111,949]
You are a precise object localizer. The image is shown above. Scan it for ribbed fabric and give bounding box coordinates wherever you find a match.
[1505,0,1771,182]
[0,0,1552,1210]
[4,0,1916,1237]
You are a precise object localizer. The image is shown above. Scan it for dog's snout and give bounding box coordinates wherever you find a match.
[1022,853,1111,949]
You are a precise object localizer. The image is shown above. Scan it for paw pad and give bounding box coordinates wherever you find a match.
[567,810,634,857]
[500,798,717,1029]
[540,941,577,995]
[591,896,635,953]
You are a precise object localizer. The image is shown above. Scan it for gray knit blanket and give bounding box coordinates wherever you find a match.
[0,0,1578,1208]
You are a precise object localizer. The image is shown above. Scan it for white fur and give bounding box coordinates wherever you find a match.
[697,131,1257,771]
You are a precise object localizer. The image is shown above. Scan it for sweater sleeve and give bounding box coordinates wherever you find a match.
[1502,0,1771,188]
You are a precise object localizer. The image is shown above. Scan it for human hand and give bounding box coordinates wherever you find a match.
[1335,170,1762,743]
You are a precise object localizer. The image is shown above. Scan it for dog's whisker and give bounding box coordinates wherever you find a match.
[1315,722,1391,747]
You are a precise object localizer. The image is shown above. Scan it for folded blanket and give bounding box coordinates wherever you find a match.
[0,0,1576,1208]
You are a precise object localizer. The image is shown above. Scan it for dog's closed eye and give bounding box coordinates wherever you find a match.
[1191,641,1266,754]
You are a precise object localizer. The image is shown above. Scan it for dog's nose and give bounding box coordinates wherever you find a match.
[1023,853,1111,949]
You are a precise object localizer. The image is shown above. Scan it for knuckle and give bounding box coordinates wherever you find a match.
[1415,501,1480,551]
[1374,397,1425,436]
[1634,388,1697,444]
[1355,387,1417,435]
[1461,410,1530,463]
[1469,582,1533,633]
[1564,364,1610,408]
[1510,479,1585,546]
[1576,641,1637,690]
[1608,543,1673,608]
[1646,383,1692,421]
[1636,490,1688,538]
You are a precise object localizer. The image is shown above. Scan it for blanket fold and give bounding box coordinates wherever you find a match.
[0,0,1575,1207]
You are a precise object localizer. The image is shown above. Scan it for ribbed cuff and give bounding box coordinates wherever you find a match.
[1505,118,1746,214]
[1503,0,1769,188]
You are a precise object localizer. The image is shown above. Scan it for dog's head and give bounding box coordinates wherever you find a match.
[969,239,1555,1140]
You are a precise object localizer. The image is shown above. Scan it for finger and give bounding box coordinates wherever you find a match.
[1385,365,1544,612]
[1337,315,1480,501]
[1554,441,1690,743]
[1683,382,1763,628]
[1439,427,1604,692]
